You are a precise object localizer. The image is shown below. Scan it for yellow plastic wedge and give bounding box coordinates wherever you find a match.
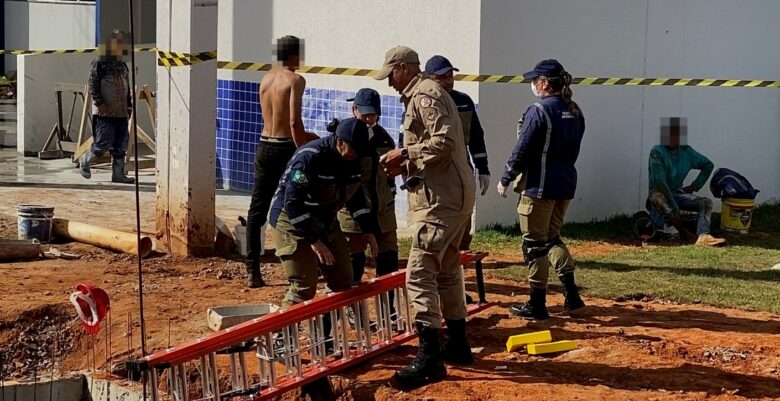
[527,340,576,355]
[505,330,552,352]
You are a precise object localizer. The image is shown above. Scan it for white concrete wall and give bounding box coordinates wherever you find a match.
[218,0,481,99]
[4,1,95,72]
[17,52,156,155]
[478,0,780,225]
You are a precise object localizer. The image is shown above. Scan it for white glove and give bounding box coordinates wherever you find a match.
[497,182,508,198]
[478,175,490,196]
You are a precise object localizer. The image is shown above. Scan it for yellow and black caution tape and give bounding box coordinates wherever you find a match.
[4,47,778,88]
[216,61,780,88]
[157,51,217,67]
[0,47,157,55]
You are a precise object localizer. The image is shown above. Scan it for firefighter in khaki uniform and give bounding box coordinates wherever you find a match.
[376,46,476,388]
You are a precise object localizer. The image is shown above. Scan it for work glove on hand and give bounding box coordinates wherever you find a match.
[478,175,490,196]
[497,182,508,198]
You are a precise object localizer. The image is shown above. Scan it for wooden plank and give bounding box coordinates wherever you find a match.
[73,91,93,161]
[74,137,93,161]
[136,126,156,153]
[54,83,89,93]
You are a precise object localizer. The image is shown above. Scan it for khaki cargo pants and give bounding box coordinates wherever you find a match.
[406,214,469,328]
[271,214,353,307]
[517,195,575,289]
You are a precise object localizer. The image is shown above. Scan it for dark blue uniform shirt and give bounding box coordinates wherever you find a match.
[500,95,585,199]
[269,135,379,243]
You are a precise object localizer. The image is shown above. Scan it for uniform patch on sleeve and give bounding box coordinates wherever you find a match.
[419,96,432,108]
[291,170,309,185]
[426,109,439,121]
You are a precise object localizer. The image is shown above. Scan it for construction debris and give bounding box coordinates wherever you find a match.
[45,247,80,260]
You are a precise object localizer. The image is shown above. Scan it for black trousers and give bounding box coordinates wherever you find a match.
[246,138,296,270]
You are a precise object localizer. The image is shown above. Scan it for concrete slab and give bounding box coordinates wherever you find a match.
[0,374,85,401]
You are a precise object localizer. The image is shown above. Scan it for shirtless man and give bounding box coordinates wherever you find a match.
[245,35,315,288]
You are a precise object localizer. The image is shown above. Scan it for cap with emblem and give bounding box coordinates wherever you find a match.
[335,117,370,155]
[523,59,566,80]
[425,55,460,76]
[374,45,420,80]
[347,88,381,116]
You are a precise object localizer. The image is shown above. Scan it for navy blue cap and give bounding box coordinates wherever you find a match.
[425,55,459,76]
[523,59,565,80]
[347,88,381,116]
[335,117,370,155]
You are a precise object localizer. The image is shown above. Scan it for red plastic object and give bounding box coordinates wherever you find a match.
[69,284,110,335]
[459,251,488,265]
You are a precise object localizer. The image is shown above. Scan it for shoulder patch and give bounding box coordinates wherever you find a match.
[291,170,309,185]
[420,96,432,108]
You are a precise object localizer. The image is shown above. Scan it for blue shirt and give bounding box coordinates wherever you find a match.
[269,136,378,242]
[501,95,585,199]
[450,89,490,175]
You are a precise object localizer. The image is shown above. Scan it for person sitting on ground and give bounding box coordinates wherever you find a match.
[647,117,726,246]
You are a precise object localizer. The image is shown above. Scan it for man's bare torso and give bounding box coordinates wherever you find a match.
[260,68,300,139]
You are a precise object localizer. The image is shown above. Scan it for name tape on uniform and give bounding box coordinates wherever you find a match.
[3,47,778,88]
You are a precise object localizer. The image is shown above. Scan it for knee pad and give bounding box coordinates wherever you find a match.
[546,236,565,248]
[376,251,399,276]
[522,239,549,260]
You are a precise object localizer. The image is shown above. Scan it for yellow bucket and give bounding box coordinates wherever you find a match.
[720,198,755,234]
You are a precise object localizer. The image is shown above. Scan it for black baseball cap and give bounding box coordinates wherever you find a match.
[523,59,565,80]
[347,88,381,116]
[425,55,460,76]
[335,117,370,155]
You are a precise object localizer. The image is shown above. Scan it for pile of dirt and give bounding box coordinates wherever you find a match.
[0,304,79,379]
[0,214,17,239]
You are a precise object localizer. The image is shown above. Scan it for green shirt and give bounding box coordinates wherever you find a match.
[648,145,714,209]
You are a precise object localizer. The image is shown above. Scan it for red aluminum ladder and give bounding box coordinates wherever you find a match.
[132,253,492,401]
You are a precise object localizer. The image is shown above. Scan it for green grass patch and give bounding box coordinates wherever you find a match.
[484,202,780,313]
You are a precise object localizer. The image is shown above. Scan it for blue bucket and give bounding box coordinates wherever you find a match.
[17,205,55,243]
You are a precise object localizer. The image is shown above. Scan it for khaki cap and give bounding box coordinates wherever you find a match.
[373,45,420,80]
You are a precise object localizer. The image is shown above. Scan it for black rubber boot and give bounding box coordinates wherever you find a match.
[559,272,585,312]
[442,319,473,365]
[509,287,549,320]
[245,264,265,288]
[351,252,366,284]
[321,312,335,356]
[111,157,135,184]
[394,321,447,388]
[79,150,94,179]
[300,377,336,401]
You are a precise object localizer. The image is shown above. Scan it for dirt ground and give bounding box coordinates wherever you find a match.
[1,219,780,401]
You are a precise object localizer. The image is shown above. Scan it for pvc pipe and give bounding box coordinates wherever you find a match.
[52,218,152,257]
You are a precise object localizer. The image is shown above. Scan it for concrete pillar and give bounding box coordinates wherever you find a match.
[156,0,217,256]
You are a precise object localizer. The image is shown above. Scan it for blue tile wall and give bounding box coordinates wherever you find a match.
[216,79,408,223]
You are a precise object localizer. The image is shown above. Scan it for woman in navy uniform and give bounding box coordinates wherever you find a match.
[498,59,586,320]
